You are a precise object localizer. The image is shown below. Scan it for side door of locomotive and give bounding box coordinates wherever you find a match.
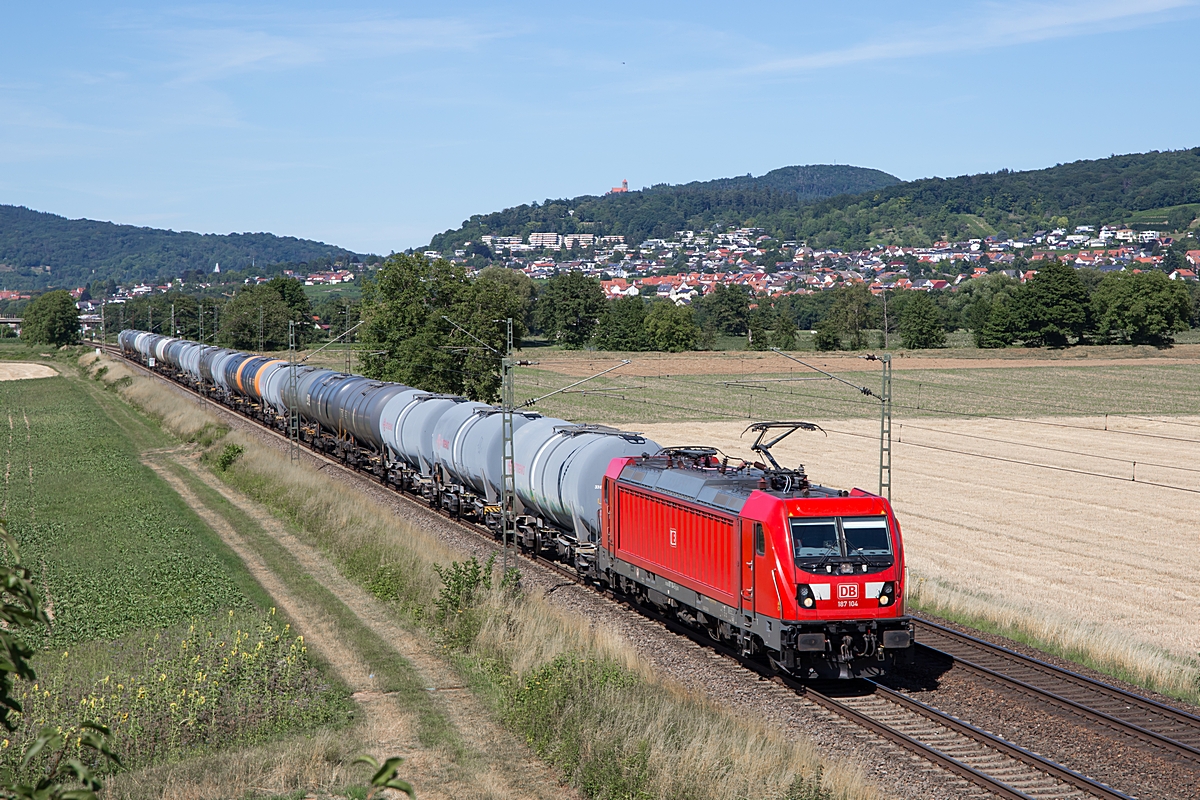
[739,519,756,618]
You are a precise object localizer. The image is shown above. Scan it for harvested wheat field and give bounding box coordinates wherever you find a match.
[0,362,57,380]
[633,413,1200,695]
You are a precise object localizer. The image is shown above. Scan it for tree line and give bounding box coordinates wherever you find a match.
[14,256,1200,393]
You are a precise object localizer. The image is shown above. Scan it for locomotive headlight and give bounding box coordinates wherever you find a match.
[878,582,895,606]
[797,584,815,609]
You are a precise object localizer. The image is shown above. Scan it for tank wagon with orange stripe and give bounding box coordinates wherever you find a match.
[119,330,912,679]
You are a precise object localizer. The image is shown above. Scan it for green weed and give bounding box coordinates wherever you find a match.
[3,609,353,779]
[216,443,245,471]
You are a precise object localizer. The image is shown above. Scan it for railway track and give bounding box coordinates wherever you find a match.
[105,346,1194,800]
[914,619,1200,764]
[804,683,1131,800]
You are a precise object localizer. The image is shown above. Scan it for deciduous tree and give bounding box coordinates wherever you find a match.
[644,302,699,352]
[898,291,946,349]
[695,283,750,336]
[1011,260,1091,347]
[536,272,605,348]
[824,284,875,350]
[358,254,520,401]
[359,254,473,393]
[1091,270,1191,345]
[216,284,294,350]
[19,290,78,346]
[592,296,648,351]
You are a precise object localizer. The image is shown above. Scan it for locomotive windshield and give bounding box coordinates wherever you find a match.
[791,515,893,573]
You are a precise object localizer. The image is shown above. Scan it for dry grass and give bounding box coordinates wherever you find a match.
[90,353,876,800]
[634,415,1200,703]
[102,729,361,800]
[471,589,873,800]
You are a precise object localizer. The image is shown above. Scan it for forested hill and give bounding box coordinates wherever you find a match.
[428,164,900,251]
[431,150,1200,252]
[0,205,359,290]
[780,148,1200,248]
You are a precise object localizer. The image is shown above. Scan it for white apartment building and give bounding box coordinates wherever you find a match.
[529,232,564,249]
[563,233,595,248]
[481,235,524,248]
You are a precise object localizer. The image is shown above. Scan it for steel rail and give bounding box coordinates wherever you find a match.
[100,346,1166,799]
[636,595,1130,800]
[859,682,1133,800]
[914,618,1200,763]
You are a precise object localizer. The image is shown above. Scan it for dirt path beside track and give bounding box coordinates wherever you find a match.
[141,447,574,800]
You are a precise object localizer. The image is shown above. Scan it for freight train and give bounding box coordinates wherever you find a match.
[118,330,913,678]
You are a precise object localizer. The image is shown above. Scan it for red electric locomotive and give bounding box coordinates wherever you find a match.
[593,423,912,679]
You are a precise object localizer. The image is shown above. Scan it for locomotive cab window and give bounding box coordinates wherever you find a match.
[791,515,893,573]
[753,523,765,556]
[842,517,891,556]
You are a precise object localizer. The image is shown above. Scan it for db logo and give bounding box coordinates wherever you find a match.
[838,584,858,600]
[669,528,677,547]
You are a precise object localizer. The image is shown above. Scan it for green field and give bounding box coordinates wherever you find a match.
[2,374,253,643]
[0,361,350,776]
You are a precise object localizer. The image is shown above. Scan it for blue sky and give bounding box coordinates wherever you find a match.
[2,1,1198,254]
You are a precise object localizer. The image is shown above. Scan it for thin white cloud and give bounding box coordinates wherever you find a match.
[130,10,514,84]
[745,0,1197,75]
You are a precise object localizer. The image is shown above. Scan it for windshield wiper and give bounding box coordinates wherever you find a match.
[804,545,841,573]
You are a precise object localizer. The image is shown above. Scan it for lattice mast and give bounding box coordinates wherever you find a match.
[878,354,892,500]
[501,318,516,574]
[288,320,300,461]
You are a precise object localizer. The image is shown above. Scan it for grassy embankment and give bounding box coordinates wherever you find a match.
[513,349,1200,704]
[86,349,875,800]
[0,348,354,788]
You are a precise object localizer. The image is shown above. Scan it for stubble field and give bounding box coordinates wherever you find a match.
[515,346,1200,700]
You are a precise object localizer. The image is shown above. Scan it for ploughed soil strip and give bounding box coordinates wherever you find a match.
[0,362,58,381]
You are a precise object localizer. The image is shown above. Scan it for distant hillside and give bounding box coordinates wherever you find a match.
[779,148,1200,248]
[431,150,1200,254]
[429,164,900,251]
[0,205,360,290]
